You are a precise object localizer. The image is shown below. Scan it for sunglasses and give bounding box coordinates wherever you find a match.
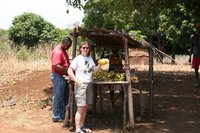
[82,47,89,49]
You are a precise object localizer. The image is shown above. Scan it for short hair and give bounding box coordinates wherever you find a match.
[62,36,72,46]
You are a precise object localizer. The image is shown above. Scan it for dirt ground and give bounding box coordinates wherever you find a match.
[1,69,200,133]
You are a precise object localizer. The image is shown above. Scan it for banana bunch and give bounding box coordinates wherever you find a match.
[131,75,138,82]
[93,70,125,81]
[114,72,126,81]
[98,58,109,66]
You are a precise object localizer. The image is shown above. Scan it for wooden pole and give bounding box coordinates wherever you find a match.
[63,28,78,129]
[148,47,154,118]
[123,84,128,132]
[72,28,78,58]
[123,36,134,128]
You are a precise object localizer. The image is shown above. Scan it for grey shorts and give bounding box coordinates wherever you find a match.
[74,82,93,106]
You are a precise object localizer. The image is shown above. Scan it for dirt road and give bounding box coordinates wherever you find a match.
[1,70,200,133]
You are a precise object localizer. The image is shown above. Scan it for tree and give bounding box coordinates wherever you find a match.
[9,12,63,47]
[66,0,200,55]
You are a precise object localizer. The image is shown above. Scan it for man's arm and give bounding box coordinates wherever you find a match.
[189,35,194,62]
[53,64,68,73]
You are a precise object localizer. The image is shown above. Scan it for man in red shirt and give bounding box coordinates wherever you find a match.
[51,36,72,122]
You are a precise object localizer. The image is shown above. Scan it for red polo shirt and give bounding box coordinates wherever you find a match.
[51,44,70,75]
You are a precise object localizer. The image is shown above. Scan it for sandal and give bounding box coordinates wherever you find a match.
[81,127,92,133]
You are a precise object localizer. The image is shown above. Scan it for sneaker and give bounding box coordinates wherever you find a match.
[81,127,92,133]
[75,128,84,133]
[52,117,64,122]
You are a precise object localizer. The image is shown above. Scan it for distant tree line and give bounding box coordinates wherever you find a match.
[5,0,200,58]
[66,0,200,58]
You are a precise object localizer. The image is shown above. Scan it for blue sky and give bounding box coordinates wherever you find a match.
[0,0,84,30]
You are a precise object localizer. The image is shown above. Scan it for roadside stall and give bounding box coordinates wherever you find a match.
[64,27,154,132]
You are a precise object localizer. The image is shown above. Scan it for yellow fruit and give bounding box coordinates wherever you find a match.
[131,75,138,81]
[98,58,109,65]
[93,70,125,81]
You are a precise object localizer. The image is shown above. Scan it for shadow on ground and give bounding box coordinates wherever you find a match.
[76,71,200,133]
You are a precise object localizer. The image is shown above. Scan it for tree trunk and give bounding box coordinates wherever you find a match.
[171,45,176,63]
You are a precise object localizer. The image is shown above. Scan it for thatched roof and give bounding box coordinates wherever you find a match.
[74,27,148,49]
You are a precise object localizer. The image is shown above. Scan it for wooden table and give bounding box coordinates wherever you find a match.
[93,81,130,133]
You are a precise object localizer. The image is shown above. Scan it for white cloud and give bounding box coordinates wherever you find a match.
[0,0,84,29]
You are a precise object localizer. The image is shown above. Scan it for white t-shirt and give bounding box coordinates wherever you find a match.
[70,55,95,83]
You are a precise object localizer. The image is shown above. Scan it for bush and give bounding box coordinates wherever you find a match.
[8,12,65,47]
[16,45,30,61]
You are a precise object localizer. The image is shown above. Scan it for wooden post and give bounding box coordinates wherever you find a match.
[148,47,154,118]
[123,84,128,132]
[91,44,96,61]
[72,28,78,58]
[123,36,134,128]
[63,28,78,129]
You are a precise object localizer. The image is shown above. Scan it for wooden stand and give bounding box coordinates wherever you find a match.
[93,81,129,133]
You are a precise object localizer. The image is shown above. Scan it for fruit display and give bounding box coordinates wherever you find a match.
[93,70,139,82]
[93,70,125,81]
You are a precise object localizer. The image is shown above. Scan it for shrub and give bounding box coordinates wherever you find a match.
[16,45,30,61]
[8,12,64,47]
